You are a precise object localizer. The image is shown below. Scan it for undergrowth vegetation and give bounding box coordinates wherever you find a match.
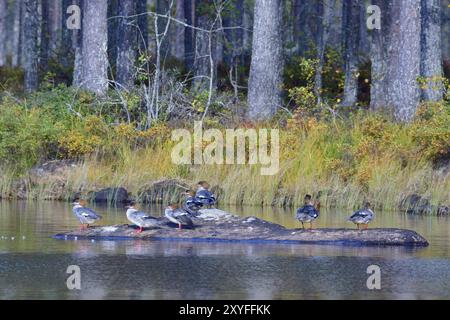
[0,49,449,212]
[0,83,448,212]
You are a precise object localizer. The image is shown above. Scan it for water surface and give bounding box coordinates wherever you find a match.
[0,201,449,299]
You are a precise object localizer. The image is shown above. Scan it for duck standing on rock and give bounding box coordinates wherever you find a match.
[196,181,216,207]
[348,202,375,230]
[296,194,320,230]
[72,199,102,230]
[126,201,161,234]
[164,203,194,230]
[183,190,203,216]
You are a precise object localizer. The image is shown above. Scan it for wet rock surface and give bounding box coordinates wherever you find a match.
[90,187,129,203]
[54,209,429,247]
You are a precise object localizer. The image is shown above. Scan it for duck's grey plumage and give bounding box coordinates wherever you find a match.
[184,196,203,216]
[348,208,374,225]
[164,208,194,227]
[73,205,102,225]
[126,208,160,228]
[296,205,319,223]
[195,189,216,206]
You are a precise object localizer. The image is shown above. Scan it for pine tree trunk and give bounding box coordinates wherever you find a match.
[247,0,284,121]
[358,0,371,62]
[370,0,391,111]
[11,0,21,67]
[116,0,137,90]
[107,0,118,70]
[313,0,325,104]
[73,0,83,87]
[193,14,212,91]
[0,0,7,66]
[386,0,421,122]
[172,0,185,61]
[23,0,39,92]
[341,0,360,107]
[156,0,170,58]
[184,0,195,71]
[420,0,443,101]
[40,0,50,70]
[136,0,149,53]
[442,1,450,61]
[81,0,108,95]
[48,0,62,56]
[60,0,74,69]
[293,0,313,56]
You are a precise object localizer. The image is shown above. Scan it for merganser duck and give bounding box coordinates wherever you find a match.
[296,194,320,229]
[72,199,102,230]
[164,203,194,230]
[348,202,375,230]
[125,201,161,233]
[195,181,216,207]
[183,190,203,216]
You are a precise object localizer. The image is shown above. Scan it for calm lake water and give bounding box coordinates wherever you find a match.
[0,200,449,300]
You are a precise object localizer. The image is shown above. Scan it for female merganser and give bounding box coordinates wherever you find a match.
[183,190,203,216]
[125,201,160,233]
[164,203,194,230]
[296,194,320,229]
[195,181,216,207]
[72,199,102,230]
[348,202,375,230]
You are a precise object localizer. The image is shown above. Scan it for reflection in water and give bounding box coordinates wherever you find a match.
[0,200,449,299]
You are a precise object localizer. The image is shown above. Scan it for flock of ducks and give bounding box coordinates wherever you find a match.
[296,194,375,230]
[72,181,216,233]
[72,183,375,233]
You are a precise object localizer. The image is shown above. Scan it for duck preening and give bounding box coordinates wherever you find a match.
[164,204,194,230]
[296,194,320,230]
[195,181,216,207]
[348,202,375,230]
[183,190,204,216]
[72,199,102,230]
[125,201,160,233]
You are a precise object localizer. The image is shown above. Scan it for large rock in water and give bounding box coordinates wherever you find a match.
[54,209,429,247]
[91,187,129,203]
